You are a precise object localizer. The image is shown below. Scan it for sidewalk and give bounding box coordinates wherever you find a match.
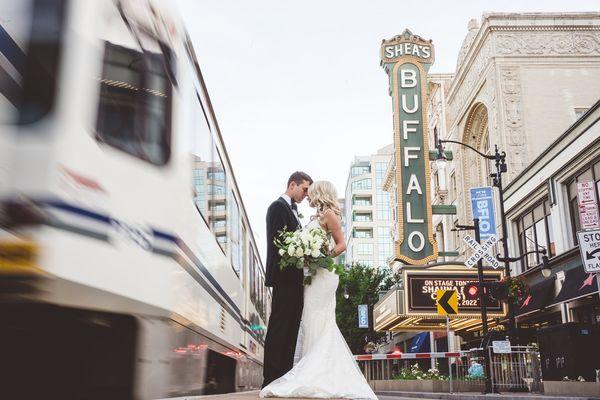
[376,391,600,400]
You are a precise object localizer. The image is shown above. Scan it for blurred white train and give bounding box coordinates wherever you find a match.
[0,0,270,398]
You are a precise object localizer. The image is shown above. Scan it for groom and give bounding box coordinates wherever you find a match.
[262,171,313,388]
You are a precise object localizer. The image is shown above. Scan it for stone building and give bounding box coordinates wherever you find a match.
[429,12,600,269]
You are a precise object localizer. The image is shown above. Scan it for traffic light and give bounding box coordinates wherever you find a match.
[464,282,480,299]
[488,280,509,301]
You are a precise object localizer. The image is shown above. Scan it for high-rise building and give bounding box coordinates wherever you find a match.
[344,144,394,268]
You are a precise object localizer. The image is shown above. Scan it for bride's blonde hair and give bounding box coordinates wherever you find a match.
[308,181,341,217]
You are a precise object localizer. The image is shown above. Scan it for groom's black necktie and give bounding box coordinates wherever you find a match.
[291,202,297,212]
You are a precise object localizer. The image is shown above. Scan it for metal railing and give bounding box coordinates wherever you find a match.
[355,350,486,392]
[488,345,542,393]
[355,346,542,393]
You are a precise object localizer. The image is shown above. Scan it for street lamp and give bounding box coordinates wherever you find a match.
[453,219,493,394]
[497,249,551,278]
[435,138,516,342]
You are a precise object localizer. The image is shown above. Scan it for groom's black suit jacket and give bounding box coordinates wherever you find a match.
[263,196,304,387]
[265,197,302,287]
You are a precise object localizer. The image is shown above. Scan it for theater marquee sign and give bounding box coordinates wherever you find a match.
[402,267,505,317]
[381,29,437,264]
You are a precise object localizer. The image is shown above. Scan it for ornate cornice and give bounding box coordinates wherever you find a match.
[447,13,600,129]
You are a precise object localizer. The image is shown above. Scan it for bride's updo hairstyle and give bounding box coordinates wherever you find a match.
[308,181,341,217]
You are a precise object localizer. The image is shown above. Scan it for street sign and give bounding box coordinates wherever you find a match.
[358,304,369,328]
[463,234,501,269]
[436,289,458,315]
[577,182,600,230]
[492,340,511,354]
[469,187,498,241]
[577,229,600,273]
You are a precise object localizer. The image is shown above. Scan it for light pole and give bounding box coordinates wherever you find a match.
[435,138,516,342]
[454,219,492,394]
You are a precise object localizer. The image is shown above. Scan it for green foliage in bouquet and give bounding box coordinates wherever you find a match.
[274,226,344,285]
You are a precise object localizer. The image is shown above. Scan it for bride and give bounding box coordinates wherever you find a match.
[260,181,377,399]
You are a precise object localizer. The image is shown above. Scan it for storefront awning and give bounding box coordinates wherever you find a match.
[516,277,556,317]
[550,266,598,307]
[408,332,430,353]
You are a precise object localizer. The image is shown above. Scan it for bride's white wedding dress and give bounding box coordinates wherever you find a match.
[260,219,377,399]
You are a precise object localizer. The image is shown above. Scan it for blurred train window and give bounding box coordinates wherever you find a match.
[230,194,242,276]
[209,148,228,254]
[95,5,173,165]
[0,0,67,125]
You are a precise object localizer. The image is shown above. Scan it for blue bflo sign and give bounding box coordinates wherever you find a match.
[469,186,497,241]
[358,304,369,328]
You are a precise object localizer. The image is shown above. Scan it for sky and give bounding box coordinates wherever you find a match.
[175,0,599,258]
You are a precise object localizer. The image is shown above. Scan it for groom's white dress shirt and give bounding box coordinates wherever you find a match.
[281,194,301,225]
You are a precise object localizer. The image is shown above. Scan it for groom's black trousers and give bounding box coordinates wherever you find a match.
[262,282,303,388]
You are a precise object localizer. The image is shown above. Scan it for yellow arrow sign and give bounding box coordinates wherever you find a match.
[436,289,458,315]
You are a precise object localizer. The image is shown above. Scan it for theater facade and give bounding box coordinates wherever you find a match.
[375,12,600,354]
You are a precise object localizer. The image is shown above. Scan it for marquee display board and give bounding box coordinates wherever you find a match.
[402,267,505,317]
[381,29,437,264]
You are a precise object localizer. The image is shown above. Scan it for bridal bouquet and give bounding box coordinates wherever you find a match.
[274,226,344,285]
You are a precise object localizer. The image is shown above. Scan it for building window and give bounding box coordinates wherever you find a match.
[208,170,225,181]
[376,191,390,221]
[436,223,445,254]
[377,227,392,267]
[353,228,373,238]
[376,162,388,189]
[516,198,555,270]
[352,165,371,177]
[352,178,372,191]
[353,196,372,206]
[567,159,600,244]
[450,172,457,202]
[209,201,226,211]
[212,218,227,229]
[356,243,374,255]
[353,212,372,222]
[453,218,460,251]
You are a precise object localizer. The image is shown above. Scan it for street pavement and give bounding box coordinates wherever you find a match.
[199,391,599,400]
[199,391,437,399]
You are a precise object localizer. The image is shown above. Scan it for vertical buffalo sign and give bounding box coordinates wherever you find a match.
[469,186,498,241]
[381,29,437,264]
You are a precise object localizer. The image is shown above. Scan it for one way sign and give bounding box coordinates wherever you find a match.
[578,229,600,273]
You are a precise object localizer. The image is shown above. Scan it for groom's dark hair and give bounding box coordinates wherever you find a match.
[287,171,313,187]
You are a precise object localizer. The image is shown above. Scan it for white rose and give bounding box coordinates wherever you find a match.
[288,245,296,256]
[279,249,285,256]
[295,247,304,257]
[311,249,321,258]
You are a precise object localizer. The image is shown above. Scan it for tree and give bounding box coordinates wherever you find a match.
[335,263,399,354]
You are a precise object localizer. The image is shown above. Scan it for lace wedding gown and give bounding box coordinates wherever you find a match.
[260,219,377,399]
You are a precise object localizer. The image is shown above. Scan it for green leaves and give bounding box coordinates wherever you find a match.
[335,262,396,354]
